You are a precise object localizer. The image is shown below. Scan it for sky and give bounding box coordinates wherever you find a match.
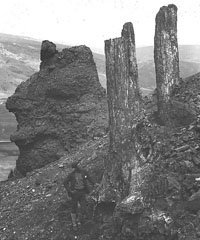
[1,0,200,53]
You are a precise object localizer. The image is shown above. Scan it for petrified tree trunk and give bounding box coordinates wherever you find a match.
[154,4,179,125]
[103,22,141,201]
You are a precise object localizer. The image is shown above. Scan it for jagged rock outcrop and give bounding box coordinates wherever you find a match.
[102,22,141,201]
[154,4,180,125]
[6,41,107,175]
[40,40,57,63]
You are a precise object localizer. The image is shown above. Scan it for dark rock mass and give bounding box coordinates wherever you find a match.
[40,40,57,62]
[154,4,179,124]
[6,41,107,175]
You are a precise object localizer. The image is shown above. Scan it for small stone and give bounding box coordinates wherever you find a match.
[58,164,64,168]
[196,231,200,237]
[184,160,194,169]
[189,190,200,201]
[193,156,200,165]
[175,145,190,152]
[46,194,52,197]
[185,190,200,212]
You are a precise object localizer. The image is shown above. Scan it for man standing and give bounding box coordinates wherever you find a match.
[63,162,94,230]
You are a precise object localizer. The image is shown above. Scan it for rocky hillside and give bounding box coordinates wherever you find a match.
[1,71,200,239]
[2,2,200,238]
[0,137,109,240]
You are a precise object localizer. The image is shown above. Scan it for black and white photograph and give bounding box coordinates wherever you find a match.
[0,0,200,239]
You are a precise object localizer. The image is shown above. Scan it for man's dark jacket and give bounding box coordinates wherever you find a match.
[63,168,94,195]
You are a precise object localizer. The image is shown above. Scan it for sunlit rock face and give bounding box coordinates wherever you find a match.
[6,40,107,175]
[154,4,180,124]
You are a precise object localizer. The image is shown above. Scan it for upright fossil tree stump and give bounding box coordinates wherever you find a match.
[154,4,179,125]
[103,22,140,201]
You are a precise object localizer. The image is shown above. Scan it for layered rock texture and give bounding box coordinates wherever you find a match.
[103,22,141,201]
[154,4,180,125]
[6,41,107,175]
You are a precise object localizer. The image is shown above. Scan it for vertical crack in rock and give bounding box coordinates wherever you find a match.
[154,4,179,125]
[102,22,141,201]
[6,41,107,176]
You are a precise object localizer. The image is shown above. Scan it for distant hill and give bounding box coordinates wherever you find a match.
[136,45,200,92]
[88,45,200,93]
[0,33,200,97]
[0,33,40,95]
[0,33,107,97]
[138,59,200,90]
[136,45,200,64]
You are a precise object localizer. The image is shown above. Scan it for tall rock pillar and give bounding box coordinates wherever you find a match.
[6,42,107,176]
[154,4,179,125]
[103,22,140,201]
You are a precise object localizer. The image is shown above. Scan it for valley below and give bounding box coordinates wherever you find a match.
[0,141,18,181]
[0,100,18,181]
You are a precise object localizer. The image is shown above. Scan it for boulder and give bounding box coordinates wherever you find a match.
[6,42,107,175]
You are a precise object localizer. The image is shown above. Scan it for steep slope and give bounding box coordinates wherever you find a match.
[0,137,109,240]
[1,70,200,239]
[172,72,200,116]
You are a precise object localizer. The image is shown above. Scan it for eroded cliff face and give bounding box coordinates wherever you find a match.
[6,41,107,175]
